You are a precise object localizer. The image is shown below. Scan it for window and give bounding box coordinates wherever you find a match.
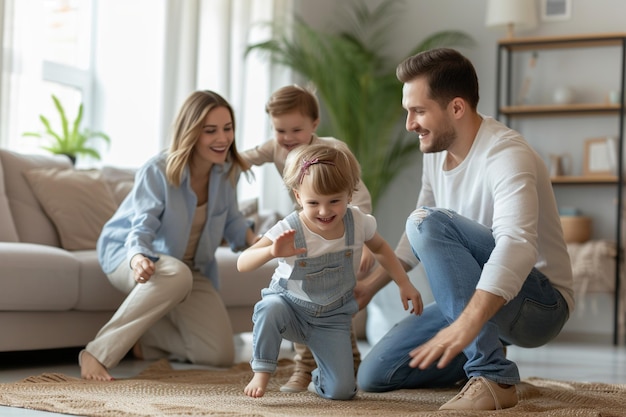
[1,0,164,168]
[1,0,292,214]
[42,0,92,69]
[2,0,94,157]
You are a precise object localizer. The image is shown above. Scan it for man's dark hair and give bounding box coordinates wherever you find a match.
[396,48,479,110]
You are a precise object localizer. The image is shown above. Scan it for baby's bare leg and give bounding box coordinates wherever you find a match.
[245,372,271,398]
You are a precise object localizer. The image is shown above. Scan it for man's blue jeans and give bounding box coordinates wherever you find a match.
[357,207,569,391]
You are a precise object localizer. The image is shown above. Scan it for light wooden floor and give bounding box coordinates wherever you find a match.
[1,333,625,416]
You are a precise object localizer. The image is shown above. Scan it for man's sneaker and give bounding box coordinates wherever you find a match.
[279,370,312,393]
[439,376,518,410]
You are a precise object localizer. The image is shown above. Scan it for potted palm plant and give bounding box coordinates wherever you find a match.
[246,0,473,208]
[22,94,111,164]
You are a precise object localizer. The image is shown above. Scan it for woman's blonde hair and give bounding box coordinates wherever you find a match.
[283,143,360,198]
[265,84,319,121]
[166,90,250,186]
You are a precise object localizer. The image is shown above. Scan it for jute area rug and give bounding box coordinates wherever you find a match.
[1,358,625,417]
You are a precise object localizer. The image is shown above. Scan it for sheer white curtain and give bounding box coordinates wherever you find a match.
[0,0,92,155]
[0,0,8,147]
[0,0,166,166]
[158,0,201,149]
[151,0,294,210]
[94,0,294,173]
[194,0,293,211]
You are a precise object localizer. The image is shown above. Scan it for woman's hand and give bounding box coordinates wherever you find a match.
[131,254,156,284]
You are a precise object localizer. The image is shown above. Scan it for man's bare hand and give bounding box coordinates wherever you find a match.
[409,290,505,369]
[408,320,478,370]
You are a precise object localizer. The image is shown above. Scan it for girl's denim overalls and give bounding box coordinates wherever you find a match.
[250,210,359,400]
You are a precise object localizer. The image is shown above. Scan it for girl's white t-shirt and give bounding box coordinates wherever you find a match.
[264,206,376,301]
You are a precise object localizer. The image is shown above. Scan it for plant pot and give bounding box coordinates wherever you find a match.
[62,153,76,165]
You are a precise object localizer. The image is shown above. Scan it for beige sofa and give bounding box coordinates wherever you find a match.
[0,148,276,352]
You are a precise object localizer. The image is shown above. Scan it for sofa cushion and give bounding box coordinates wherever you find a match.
[101,166,135,206]
[24,168,119,250]
[0,242,79,311]
[0,149,72,246]
[72,250,126,311]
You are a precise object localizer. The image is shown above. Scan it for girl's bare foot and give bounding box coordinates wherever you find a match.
[244,372,271,398]
[79,350,114,381]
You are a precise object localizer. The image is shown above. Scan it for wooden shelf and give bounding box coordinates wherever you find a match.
[499,32,626,51]
[496,32,626,345]
[551,175,619,184]
[500,103,622,117]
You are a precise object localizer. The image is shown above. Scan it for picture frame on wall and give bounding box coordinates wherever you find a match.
[541,0,572,21]
[583,137,617,177]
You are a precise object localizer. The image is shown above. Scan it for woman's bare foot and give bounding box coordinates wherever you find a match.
[79,350,114,381]
[244,372,271,398]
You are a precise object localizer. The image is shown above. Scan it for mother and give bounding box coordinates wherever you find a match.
[80,90,258,380]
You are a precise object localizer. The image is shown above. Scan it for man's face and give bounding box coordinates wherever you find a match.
[402,77,456,153]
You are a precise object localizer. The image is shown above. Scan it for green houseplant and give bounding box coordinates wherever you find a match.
[246,0,473,209]
[22,94,111,164]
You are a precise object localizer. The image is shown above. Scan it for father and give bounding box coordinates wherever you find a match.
[355,48,574,411]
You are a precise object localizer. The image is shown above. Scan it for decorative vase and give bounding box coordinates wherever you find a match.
[553,87,574,105]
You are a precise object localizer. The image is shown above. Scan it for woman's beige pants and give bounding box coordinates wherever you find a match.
[85,255,234,369]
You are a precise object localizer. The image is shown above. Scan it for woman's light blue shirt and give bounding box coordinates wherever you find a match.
[97,153,251,289]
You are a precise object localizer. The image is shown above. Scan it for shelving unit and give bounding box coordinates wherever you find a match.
[495,33,626,345]
[501,103,622,116]
[550,175,618,184]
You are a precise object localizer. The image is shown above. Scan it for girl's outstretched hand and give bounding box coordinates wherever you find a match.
[271,229,307,258]
[399,282,423,316]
